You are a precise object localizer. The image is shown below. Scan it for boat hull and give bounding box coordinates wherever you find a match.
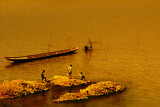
[5,47,78,62]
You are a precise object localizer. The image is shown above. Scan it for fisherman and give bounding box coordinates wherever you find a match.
[67,65,72,79]
[84,46,88,50]
[41,70,47,82]
[79,72,85,80]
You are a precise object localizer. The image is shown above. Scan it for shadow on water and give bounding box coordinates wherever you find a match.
[84,48,93,55]
[84,48,93,61]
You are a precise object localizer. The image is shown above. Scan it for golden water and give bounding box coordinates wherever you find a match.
[0,0,160,106]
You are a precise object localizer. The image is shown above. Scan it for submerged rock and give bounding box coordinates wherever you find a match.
[54,93,88,102]
[53,81,125,102]
[0,80,49,98]
[49,76,89,87]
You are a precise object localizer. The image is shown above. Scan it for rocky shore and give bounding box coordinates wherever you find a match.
[0,76,89,99]
[0,80,49,98]
[49,76,91,87]
[54,81,125,102]
[0,76,125,101]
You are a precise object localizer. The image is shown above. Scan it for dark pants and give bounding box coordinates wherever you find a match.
[42,76,46,81]
[81,75,85,80]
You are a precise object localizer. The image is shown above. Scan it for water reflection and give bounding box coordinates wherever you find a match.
[84,48,93,55]
[5,61,25,68]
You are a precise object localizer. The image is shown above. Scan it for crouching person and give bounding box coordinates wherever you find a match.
[79,72,86,80]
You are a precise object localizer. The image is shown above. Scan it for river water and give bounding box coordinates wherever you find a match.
[0,0,160,107]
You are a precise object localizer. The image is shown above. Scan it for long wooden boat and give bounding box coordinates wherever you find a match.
[4,47,78,62]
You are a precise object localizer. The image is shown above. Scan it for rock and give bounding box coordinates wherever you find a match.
[80,81,126,96]
[49,76,88,87]
[0,76,125,101]
[54,81,125,102]
[54,93,88,102]
[0,80,49,98]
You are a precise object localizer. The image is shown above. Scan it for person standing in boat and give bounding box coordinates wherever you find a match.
[41,70,47,82]
[67,65,72,79]
[84,46,89,50]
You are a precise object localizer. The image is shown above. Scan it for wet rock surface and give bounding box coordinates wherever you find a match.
[0,76,125,102]
[49,76,89,87]
[53,93,88,102]
[53,81,125,102]
[0,80,49,98]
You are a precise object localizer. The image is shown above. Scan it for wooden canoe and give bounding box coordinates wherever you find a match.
[4,47,78,62]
